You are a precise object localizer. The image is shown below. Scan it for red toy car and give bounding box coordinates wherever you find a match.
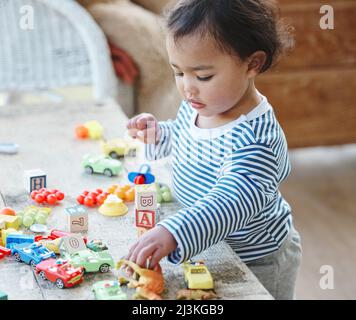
[49,229,87,244]
[0,246,11,260]
[35,258,84,289]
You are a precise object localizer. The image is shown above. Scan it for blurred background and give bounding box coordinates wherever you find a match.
[0,0,355,299]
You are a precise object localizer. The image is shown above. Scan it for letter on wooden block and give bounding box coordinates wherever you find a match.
[66,205,88,233]
[24,169,47,193]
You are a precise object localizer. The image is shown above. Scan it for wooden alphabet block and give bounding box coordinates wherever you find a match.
[135,184,157,211]
[24,169,47,193]
[66,205,88,233]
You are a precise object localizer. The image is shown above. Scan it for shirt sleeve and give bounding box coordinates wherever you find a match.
[145,120,175,161]
[157,143,279,264]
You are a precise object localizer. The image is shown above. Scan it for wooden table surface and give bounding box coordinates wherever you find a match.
[0,100,272,300]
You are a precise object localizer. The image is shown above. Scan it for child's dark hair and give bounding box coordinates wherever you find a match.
[165,0,294,73]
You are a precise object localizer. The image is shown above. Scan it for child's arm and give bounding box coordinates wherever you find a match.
[127,113,174,160]
[127,143,279,267]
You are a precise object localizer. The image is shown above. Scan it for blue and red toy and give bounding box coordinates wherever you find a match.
[12,243,56,269]
[128,164,155,185]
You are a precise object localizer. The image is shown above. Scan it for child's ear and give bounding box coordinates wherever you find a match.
[247,51,267,77]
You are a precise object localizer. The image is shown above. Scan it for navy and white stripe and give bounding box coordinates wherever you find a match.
[146,93,292,263]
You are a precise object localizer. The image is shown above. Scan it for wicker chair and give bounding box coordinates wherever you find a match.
[0,0,120,105]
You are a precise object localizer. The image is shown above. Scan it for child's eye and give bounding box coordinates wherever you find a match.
[174,72,184,77]
[197,75,214,81]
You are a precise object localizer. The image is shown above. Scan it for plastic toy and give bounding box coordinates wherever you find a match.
[66,205,88,233]
[176,289,217,300]
[82,154,122,177]
[92,280,127,300]
[24,169,47,193]
[86,239,108,252]
[75,120,103,140]
[30,224,49,233]
[128,164,155,185]
[98,194,128,217]
[17,206,52,228]
[35,258,84,289]
[49,229,88,244]
[12,243,56,269]
[135,184,159,236]
[0,207,16,216]
[60,235,114,273]
[182,261,214,290]
[35,236,61,255]
[107,184,135,202]
[75,125,89,139]
[0,214,21,230]
[5,234,34,249]
[30,188,65,205]
[1,228,22,247]
[155,183,173,203]
[76,189,110,207]
[101,138,138,159]
[116,259,164,300]
[0,246,11,260]
[0,143,18,154]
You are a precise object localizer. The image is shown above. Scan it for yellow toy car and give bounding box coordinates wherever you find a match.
[182,261,214,290]
[101,138,138,159]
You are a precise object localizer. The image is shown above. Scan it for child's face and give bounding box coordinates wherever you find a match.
[167,33,252,118]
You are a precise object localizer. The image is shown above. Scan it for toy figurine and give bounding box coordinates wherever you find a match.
[128,164,155,185]
[116,259,164,300]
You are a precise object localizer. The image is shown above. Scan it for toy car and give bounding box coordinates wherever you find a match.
[0,246,11,260]
[92,280,127,300]
[35,236,62,255]
[82,154,123,177]
[61,246,115,273]
[86,239,108,252]
[182,261,214,290]
[35,258,84,289]
[101,138,137,159]
[60,234,115,273]
[12,243,56,269]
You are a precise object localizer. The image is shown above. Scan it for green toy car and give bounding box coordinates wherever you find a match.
[60,235,115,273]
[92,280,127,300]
[86,239,108,252]
[62,250,115,273]
[82,154,122,177]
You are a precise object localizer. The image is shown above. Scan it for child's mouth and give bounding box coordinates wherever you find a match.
[188,100,206,110]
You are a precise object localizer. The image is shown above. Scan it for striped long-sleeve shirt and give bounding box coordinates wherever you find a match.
[146,93,292,263]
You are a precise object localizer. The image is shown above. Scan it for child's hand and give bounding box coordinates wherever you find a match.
[126,225,177,269]
[127,113,161,144]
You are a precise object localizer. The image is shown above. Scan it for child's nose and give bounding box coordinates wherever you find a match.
[183,81,198,97]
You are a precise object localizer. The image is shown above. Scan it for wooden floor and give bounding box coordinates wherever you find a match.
[280,144,356,299]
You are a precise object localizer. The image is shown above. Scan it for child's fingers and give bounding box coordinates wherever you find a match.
[148,248,162,269]
[136,114,156,130]
[136,126,157,144]
[127,128,140,139]
[135,244,156,268]
[129,241,154,267]
[125,241,139,261]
